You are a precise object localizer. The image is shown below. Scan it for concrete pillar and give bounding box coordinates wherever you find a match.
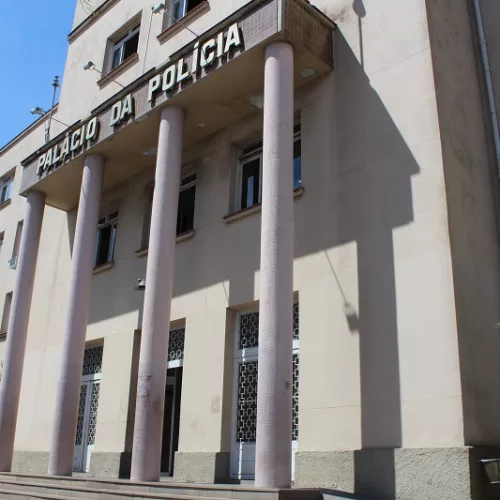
[49,155,104,476]
[255,42,295,489]
[0,191,46,471]
[131,106,185,482]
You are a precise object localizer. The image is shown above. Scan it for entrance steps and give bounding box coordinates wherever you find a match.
[0,473,358,500]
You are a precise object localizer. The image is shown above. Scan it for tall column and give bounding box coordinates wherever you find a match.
[131,106,184,482]
[255,42,295,489]
[0,191,46,471]
[49,155,104,476]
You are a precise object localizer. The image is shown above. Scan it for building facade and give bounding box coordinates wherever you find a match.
[1,0,500,499]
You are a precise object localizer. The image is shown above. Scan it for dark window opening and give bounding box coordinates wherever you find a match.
[142,174,197,249]
[240,158,260,210]
[177,174,196,234]
[95,212,118,268]
[1,292,13,334]
[238,124,302,211]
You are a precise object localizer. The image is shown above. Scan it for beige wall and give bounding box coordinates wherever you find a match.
[2,0,500,465]
[426,0,500,446]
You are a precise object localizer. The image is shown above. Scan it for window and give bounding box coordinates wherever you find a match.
[95,212,118,268]
[109,24,140,71]
[177,174,196,235]
[12,221,23,258]
[0,174,14,205]
[167,0,205,26]
[1,292,12,334]
[0,232,4,256]
[237,125,302,211]
[141,174,197,250]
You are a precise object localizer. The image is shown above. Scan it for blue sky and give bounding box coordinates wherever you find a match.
[0,1,75,148]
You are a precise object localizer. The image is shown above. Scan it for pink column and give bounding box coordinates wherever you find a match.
[255,42,295,489]
[49,155,104,476]
[0,191,46,471]
[131,106,184,482]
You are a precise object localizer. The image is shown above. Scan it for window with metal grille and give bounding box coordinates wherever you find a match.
[237,125,302,211]
[95,212,118,268]
[82,346,103,376]
[168,327,185,362]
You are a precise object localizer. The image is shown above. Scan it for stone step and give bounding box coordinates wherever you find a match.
[0,488,73,500]
[0,474,329,500]
[0,479,233,500]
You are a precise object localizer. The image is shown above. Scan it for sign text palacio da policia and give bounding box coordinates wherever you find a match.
[36,23,243,177]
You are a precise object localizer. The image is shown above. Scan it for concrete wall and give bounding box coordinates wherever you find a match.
[426,0,500,446]
[2,0,500,496]
[0,113,70,453]
[60,0,254,129]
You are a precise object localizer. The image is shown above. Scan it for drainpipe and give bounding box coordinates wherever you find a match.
[473,0,500,177]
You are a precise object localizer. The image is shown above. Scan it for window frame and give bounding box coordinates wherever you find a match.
[0,174,14,205]
[109,24,140,72]
[94,211,118,268]
[1,292,13,334]
[12,220,23,259]
[166,0,204,27]
[141,172,197,251]
[168,0,187,26]
[236,125,302,212]
[177,173,197,235]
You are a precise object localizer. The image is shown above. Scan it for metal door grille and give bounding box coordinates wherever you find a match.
[235,358,300,442]
[82,346,103,375]
[236,361,258,442]
[168,328,185,361]
[87,383,100,445]
[75,385,87,445]
[292,354,299,440]
[239,312,259,350]
[293,302,299,340]
[239,304,299,350]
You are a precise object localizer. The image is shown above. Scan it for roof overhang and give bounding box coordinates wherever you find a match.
[21,0,335,211]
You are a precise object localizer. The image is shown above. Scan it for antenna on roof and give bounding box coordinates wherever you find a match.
[45,76,60,143]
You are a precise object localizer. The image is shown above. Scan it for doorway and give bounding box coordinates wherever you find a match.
[161,367,183,475]
[230,305,300,480]
[73,345,103,473]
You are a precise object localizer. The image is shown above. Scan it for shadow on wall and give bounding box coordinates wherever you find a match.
[65,0,420,494]
[306,21,415,496]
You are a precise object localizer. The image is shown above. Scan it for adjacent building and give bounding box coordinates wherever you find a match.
[1,0,500,499]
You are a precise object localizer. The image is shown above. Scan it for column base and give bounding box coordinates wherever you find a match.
[12,451,49,475]
[88,452,132,478]
[295,447,500,500]
[173,452,230,484]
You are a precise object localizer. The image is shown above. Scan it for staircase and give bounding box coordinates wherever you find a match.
[0,473,357,500]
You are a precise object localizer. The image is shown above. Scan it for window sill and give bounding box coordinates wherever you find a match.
[97,53,139,89]
[93,261,115,275]
[224,187,304,224]
[0,199,11,211]
[157,1,210,43]
[135,230,196,257]
[0,331,6,341]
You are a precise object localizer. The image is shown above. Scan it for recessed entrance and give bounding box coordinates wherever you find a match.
[73,345,103,473]
[160,326,186,476]
[161,366,183,476]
